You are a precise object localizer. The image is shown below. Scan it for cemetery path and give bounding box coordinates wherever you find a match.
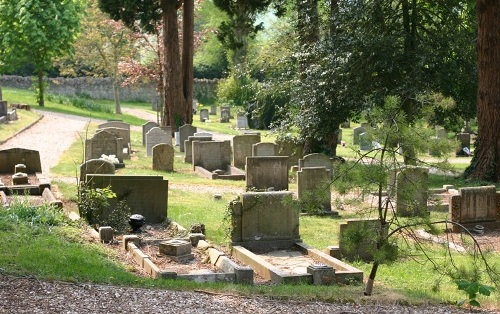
[0,110,103,175]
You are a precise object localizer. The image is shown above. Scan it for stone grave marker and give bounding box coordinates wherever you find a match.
[146,127,170,157]
[220,109,230,122]
[85,130,124,163]
[0,148,42,173]
[99,127,131,158]
[233,133,261,168]
[220,105,231,118]
[352,126,366,145]
[0,101,7,117]
[299,153,334,179]
[142,121,159,146]
[252,142,278,156]
[194,132,212,137]
[456,133,471,155]
[192,140,231,171]
[395,166,429,217]
[297,167,332,212]
[276,138,304,168]
[337,129,342,143]
[246,156,289,191]
[210,105,217,115]
[436,128,448,139]
[229,191,299,250]
[340,121,350,128]
[200,109,209,122]
[339,219,385,262]
[236,113,249,129]
[79,159,115,182]
[98,121,130,132]
[7,109,17,121]
[184,136,212,163]
[152,143,174,172]
[179,124,197,152]
[359,133,372,151]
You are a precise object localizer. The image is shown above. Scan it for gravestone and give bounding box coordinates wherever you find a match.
[233,133,261,168]
[0,101,7,117]
[86,174,168,223]
[98,121,130,132]
[436,128,448,139]
[297,167,332,212]
[79,159,115,182]
[277,138,304,168]
[192,99,198,113]
[456,133,471,155]
[252,142,278,156]
[220,109,230,123]
[7,109,17,121]
[194,132,212,137]
[340,121,350,128]
[179,124,197,152]
[246,156,289,191]
[337,129,342,143]
[99,127,131,158]
[85,130,124,163]
[152,143,174,172]
[229,191,300,250]
[142,121,159,146]
[395,166,429,217]
[200,109,209,122]
[146,127,170,157]
[192,140,231,171]
[360,122,372,129]
[0,148,42,173]
[339,219,385,262]
[359,133,372,151]
[299,153,334,179]
[151,95,161,111]
[210,105,217,115]
[184,136,213,163]
[450,185,499,232]
[236,113,249,129]
[220,106,231,118]
[352,126,366,145]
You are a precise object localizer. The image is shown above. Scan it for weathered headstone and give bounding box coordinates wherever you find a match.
[210,105,217,115]
[229,191,300,250]
[192,140,231,171]
[246,156,289,191]
[339,219,385,262]
[297,167,332,212]
[179,124,197,152]
[352,126,366,145]
[450,185,499,232]
[0,148,42,173]
[236,113,249,129]
[220,105,231,118]
[183,136,213,163]
[146,127,170,157]
[276,138,304,168]
[99,127,131,158]
[0,101,7,117]
[395,166,429,217]
[6,109,17,121]
[456,133,471,155]
[194,132,212,137]
[85,130,124,162]
[98,121,130,132]
[252,142,278,156]
[340,121,350,128]
[79,159,115,182]
[359,133,372,151]
[152,143,174,172]
[233,133,261,168]
[200,109,209,122]
[299,153,334,179]
[220,109,230,123]
[86,174,168,223]
[142,121,159,146]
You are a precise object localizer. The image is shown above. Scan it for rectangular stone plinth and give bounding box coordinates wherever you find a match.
[159,239,192,257]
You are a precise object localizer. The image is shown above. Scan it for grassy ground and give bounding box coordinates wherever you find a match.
[1,87,499,309]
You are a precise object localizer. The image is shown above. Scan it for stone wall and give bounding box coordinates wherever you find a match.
[0,75,218,103]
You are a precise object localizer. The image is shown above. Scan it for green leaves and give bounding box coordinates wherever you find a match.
[455,279,495,307]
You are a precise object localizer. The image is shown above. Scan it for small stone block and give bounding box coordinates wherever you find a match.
[307,264,336,285]
[132,247,148,267]
[14,164,26,173]
[189,233,206,246]
[12,173,28,185]
[158,271,178,279]
[98,226,114,243]
[159,239,192,256]
[213,193,222,200]
[143,258,160,277]
[327,246,341,259]
[235,266,254,285]
[123,235,140,251]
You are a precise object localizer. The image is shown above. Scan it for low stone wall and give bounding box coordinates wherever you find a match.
[0,75,218,103]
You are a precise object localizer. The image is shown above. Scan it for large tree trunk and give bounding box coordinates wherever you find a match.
[465,1,500,181]
[37,69,44,107]
[182,0,194,125]
[112,58,122,115]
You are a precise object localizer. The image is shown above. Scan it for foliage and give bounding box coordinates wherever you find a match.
[0,196,66,226]
[47,93,113,113]
[0,0,84,106]
[456,279,495,307]
[78,186,130,233]
[215,71,257,108]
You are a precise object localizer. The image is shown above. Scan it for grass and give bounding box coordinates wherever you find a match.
[1,87,499,309]
[0,109,41,143]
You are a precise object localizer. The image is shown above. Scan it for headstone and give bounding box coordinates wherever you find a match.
[192,99,198,113]
[220,106,231,118]
[142,121,159,146]
[297,167,332,212]
[340,121,350,128]
[192,140,231,171]
[337,129,342,143]
[0,101,7,117]
[179,124,197,152]
[200,109,209,122]
[229,191,299,250]
[146,127,170,157]
[220,109,230,123]
[184,136,213,163]
[0,148,42,173]
[436,128,447,139]
[6,110,17,121]
[152,143,174,172]
[99,127,131,157]
[85,130,124,162]
[194,132,212,137]
[79,159,115,182]
[252,142,278,156]
[246,156,289,191]
[233,133,261,168]
[98,121,130,132]
[339,219,385,262]
[210,105,217,115]
[299,153,334,179]
[277,138,304,168]
[236,113,249,129]
[395,166,429,217]
[352,126,366,145]
[456,133,471,155]
[151,95,161,111]
[359,133,372,151]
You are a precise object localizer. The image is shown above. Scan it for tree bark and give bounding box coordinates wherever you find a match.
[466,0,500,181]
[182,0,194,125]
[37,69,44,107]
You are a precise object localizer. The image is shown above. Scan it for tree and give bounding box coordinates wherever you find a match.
[0,0,84,106]
[59,0,137,114]
[98,0,194,130]
[465,1,500,182]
